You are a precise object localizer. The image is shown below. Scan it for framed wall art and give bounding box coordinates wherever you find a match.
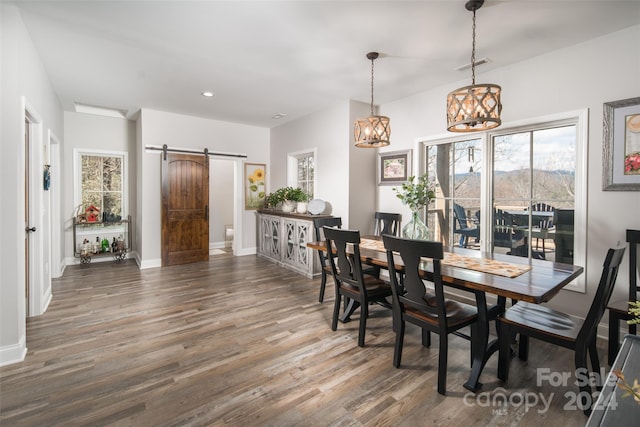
[603,97,640,191]
[244,163,266,209]
[378,149,412,186]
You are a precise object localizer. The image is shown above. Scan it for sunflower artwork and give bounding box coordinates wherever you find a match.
[244,163,266,210]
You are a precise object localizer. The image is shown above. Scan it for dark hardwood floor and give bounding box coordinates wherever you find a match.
[1,251,594,426]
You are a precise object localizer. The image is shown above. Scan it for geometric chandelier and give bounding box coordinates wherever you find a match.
[447,0,502,132]
[354,52,391,147]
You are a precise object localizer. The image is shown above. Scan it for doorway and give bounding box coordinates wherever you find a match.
[210,158,235,254]
[23,98,51,317]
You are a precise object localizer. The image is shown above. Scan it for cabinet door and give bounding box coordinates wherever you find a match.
[283,219,297,265]
[260,215,280,259]
[295,220,310,269]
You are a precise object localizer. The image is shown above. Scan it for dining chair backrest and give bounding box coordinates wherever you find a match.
[374,212,402,237]
[577,246,626,345]
[383,234,445,320]
[313,217,342,243]
[323,226,367,295]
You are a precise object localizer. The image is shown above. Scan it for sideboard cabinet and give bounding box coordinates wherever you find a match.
[256,210,331,278]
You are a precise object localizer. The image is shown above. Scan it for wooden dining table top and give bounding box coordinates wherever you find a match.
[307,236,584,304]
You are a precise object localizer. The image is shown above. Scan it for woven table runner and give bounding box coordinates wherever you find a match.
[359,238,531,278]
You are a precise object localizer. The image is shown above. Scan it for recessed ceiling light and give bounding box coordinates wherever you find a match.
[201,91,215,97]
[272,113,287,119]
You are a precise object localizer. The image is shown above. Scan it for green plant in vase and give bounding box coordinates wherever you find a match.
[265,186,308,212]
[393,174,436,240]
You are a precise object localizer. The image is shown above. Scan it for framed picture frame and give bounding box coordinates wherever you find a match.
[603,97,640,191]
[378,149,412,186]
[244,163,266,209]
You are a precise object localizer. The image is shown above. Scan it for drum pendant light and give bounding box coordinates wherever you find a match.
[447,0,502,132]
[354,52,391,147]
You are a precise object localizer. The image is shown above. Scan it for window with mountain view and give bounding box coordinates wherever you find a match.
[422,119,581,268]
[492,125,576,263]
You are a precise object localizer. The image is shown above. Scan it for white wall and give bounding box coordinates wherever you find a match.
[1,4,64,365]
[348,100,378,233]
[62,112,137,265]
[379,25,640,326]
[270,100,377,230]
[138,108,269,267]
[210,158,234,248]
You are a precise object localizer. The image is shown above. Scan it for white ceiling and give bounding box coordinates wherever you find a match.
[10,0,640,128]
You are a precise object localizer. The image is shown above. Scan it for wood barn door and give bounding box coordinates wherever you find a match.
[161,152,209,266]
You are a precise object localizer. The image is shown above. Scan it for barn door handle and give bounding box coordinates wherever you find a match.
[205,205,208,221]
[26,226,36,233]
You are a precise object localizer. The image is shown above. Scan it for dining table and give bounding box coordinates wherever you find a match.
[307,235,584,392]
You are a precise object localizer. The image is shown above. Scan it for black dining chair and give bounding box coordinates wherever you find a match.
[607,229,640,364]
[373,212,402,237]
[383,234,480,395]
[497,246,626,416]
[324,227,393,347]
[312,216,343,303]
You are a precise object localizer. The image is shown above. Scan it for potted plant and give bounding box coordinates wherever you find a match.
[287,187,309,213]
[393,174,436,240]
[265,187,309,213]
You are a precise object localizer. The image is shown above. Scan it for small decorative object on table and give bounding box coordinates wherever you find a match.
[307,199,326,215]
[393,174,436,240]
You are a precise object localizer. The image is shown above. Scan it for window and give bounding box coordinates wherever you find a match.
[421,111,587,292]
[492,125,576,260]
[74,150,127,218]
[424,138,482,247]
[288,150,315,199]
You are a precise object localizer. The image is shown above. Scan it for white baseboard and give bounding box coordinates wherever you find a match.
[209,241,226,250]
[235,247,257,256]
[0,334,27,367]
[138,256,161,269]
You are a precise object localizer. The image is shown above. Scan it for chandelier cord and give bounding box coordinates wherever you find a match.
[370,57,375,116]
[471,8,477,85]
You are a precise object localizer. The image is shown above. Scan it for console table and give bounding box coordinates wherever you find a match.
[256,210,331,278]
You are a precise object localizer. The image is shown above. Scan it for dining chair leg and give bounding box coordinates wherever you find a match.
[358,301,368,347]
[331,294,341,331]
[498,323,511,382]
[588,339,601,391]
[421,329,431,347]
[437,334,449,395]
[608,311,621,365]
[318,271,327,303]
[574,351,593,416]
[393,320,405,368]
[518,334,529,361]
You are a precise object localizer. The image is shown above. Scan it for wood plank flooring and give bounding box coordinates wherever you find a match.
[1,252,594,426]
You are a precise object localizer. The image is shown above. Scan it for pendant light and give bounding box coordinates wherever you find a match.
[354,52,391,148]
[447,0,502,132]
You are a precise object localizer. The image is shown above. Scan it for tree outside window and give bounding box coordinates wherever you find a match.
[79,153,125,219]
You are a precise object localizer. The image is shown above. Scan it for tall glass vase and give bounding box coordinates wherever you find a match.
[402,209,429,240]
